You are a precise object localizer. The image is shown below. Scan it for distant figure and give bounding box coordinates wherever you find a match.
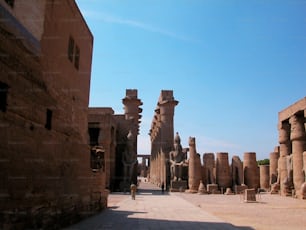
[130,183,137,200]
[161,182,165,194]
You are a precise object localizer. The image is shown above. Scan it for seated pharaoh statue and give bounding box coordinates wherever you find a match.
[169,132,186,181]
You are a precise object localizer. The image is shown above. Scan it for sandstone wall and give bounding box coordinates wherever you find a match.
[0,1,107,228]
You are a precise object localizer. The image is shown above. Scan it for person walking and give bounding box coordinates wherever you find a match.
[130,183,137,200]
[161,182,165,194]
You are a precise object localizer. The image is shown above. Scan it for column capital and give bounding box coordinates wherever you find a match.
[289,114,306,141]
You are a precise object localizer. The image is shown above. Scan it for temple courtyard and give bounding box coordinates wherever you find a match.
[66,178,306,230]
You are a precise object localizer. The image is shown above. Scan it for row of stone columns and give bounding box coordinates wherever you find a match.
[266,97,306,199]
[200,152,260,192]
[149,90,178,187]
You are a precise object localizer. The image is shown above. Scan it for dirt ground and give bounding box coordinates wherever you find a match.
[175,192,306,230]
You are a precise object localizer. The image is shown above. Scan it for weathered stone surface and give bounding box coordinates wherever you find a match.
[207,184,219,194]
[188,137,200,193]
[216,152,231,190]
[234,184,248,194]
[244,189,256,202]
[0,1,107,228]
[243,152,260,190]
[203,153,216,185]
[149,90,178,188]
[170,181,187,192]
[259,165,270,191]
[198,180,208,194]
[231,156,243,187]
[269,151,279,185]
[278,97,306,199]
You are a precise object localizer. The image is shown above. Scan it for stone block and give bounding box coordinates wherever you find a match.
[207,184,219,194]
[235,184,248,194]
[170,180,187,192]
[244,188,256,202]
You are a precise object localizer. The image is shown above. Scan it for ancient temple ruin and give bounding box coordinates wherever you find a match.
[0,1,108,228]
[148,90,260,194]
[270,97,306,199]
[149,90,181,189]
[88,89,143,192]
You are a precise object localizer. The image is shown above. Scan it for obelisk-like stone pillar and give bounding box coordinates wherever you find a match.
[278,121,291,195]
[243,152,260,190]
[188,137,199,192]
[216,152,231,191]
[289,114,306,197]
[260,165,270,191]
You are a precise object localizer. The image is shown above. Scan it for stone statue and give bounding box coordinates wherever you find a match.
[90,146,105,172]
[169,132,185,181]
[122,130,137,184]
[282,154,294,195]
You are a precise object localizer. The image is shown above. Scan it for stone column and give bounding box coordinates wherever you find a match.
[203,153,216,185]
[302,151,306,199]
[196,153,202,185]
[278,121,291,195]
[216,152,231,191]
[289,114,306,197]
[231,156,243,186]
[188,137,199,192]
[269,151,279,185]
[122,89,143,151]
[160,91,178,185]
[259,165,270,191]
[140,157,147,177]
[243,152,260,190]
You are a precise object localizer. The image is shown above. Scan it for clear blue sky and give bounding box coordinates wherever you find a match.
[76,0,306,161]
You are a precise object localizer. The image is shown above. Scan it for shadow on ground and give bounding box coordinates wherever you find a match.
[66,206,254,230]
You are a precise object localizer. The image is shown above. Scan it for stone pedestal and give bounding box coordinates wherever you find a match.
[234,184,248,194]
[244,189,256,202]
[207,184,219,194]
[170,180,187,192]
[198,180,208,194]
[225,188,234,195]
